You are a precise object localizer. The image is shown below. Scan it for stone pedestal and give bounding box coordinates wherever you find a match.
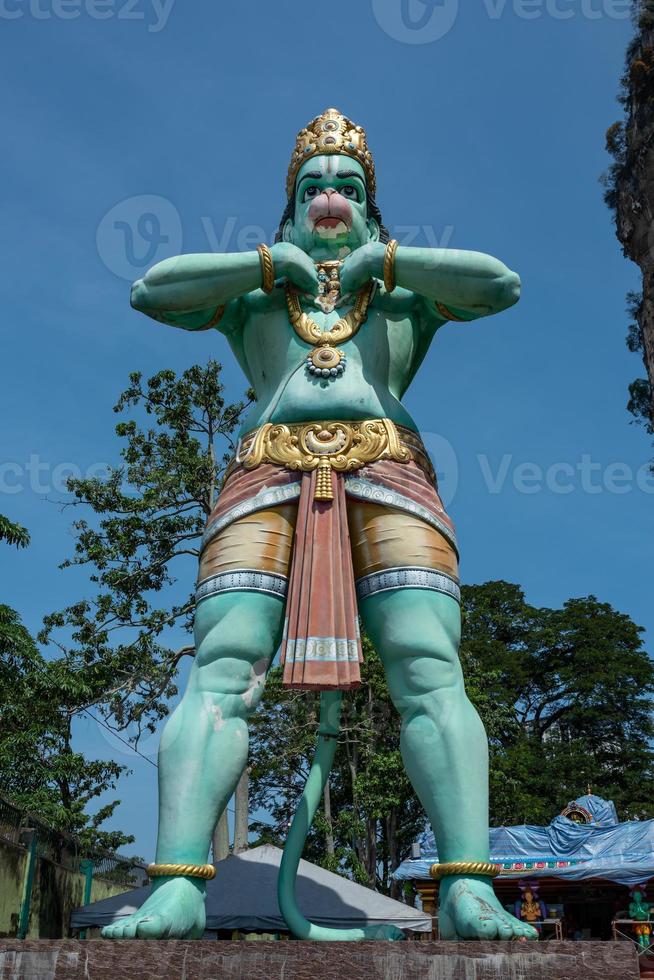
[0,940,639,979]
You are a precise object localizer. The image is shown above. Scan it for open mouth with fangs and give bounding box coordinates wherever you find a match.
[313,216,350,239]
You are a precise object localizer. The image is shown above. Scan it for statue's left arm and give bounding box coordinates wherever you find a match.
[341,243,520,321]
[394,245,520,320]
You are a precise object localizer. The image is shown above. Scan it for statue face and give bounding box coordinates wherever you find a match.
[284,155,379,257]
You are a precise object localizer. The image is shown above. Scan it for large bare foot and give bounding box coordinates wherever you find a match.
[439,876,538,941]
[101,877,206,940]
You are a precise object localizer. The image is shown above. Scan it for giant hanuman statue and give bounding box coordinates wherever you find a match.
[102,109,535,943]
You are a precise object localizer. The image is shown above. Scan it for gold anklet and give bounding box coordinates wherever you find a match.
[257,243,275,294]
[429,861,502,881]
[383,238,399,293]
[147,863,216,880]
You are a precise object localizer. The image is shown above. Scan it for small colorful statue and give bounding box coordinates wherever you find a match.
[102,108,534,942]
[516,884,546,930]
[630,888,652,949]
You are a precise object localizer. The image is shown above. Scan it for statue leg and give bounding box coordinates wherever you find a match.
[101,589,284,940]
[360,588,537,941]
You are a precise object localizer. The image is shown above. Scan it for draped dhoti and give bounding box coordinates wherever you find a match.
[196,420,459,691]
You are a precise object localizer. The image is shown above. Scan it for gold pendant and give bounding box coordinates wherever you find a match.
[306,346,346,378]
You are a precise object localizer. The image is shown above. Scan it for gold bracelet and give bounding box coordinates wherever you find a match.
[429,861,502,881]
[435,301,467,323]
[383,239,399,293]
[147,862,216,880]
[257,243,275,294]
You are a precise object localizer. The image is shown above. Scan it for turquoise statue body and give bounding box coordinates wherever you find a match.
[102,109,536,942]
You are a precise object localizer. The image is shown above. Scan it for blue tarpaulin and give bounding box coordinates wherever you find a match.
[393,796,654,887]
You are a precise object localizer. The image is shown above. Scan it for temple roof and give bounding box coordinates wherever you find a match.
[394,796,654,887]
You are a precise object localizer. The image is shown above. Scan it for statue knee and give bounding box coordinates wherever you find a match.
[383,631,464,707]
[364,592,463,707]
[373,601,462,711]
[192,596,281,707]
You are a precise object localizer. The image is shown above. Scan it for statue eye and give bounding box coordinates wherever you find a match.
[303,186,321,201]
[340,185,359,200]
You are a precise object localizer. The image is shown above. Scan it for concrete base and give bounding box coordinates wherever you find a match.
[0,940,640,980]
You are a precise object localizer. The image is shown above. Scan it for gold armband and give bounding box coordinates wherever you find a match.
[383,238,399,293]
[147,862,216,880]
[435,301,467,323]
[429,861,502,881]
[257,243,275,294]
[195,305,226,331]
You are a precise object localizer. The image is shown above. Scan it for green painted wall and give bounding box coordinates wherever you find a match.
[0,840,26,937]
[0,837,133,938]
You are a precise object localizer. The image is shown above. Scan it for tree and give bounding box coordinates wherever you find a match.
[604,1,654,435]
[0,514,30,549]
[36,362,251,852]
[249,582,654,894]
[460,581,654,825]
[0,523,132,851]
[40,362,252,740]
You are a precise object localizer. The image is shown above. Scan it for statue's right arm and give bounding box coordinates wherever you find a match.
[130,251,262,333]
[130,244,318,333]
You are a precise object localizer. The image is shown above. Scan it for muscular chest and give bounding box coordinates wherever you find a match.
[237,287,420,391]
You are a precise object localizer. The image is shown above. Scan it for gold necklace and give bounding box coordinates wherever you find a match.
[286,280,374,379]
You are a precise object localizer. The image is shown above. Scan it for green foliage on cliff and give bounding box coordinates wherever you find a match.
[603,1,654,435]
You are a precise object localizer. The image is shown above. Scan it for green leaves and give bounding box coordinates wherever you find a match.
[0,515,30,549]
[0,602,134,850]
[461,581,654,825]
[1,363,249,849]
[41,361,251,741]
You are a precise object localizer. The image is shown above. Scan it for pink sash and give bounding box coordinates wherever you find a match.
[281,469,362,690]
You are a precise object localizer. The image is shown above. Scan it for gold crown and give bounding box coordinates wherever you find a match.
[286,108,376,199]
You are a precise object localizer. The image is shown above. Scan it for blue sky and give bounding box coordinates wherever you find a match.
[2,1,651,859]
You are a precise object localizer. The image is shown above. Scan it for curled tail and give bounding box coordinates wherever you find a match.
[277,690,406,942]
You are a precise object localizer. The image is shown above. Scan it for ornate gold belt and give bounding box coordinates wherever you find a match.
[234,418,430,501]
